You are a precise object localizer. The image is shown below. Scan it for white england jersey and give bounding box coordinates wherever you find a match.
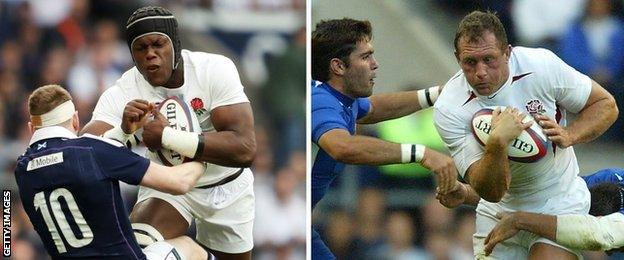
[92,49,250,186]
[434,47,592,209]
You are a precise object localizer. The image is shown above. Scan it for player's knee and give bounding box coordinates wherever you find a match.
[166,236,209,260]
[132,223,164,248]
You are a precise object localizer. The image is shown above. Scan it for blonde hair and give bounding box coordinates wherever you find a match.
[28,85,73,127]
[28,85,72,116]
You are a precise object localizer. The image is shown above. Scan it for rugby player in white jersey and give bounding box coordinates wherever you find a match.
[433,11,618,259]
[81,6,256,260]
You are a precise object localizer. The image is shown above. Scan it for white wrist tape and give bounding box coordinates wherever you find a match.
[103,126,134,146]
[415,144,425,163]
[417,86,440,108]
[30,100,75,128]
[162,127,199,158]
[401,144,426,163]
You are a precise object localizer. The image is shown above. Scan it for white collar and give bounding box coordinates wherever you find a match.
[29,126,77,145]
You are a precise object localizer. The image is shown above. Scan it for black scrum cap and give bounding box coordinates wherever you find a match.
[126,6,181,69]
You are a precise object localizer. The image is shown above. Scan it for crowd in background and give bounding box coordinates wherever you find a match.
[314,0,624,259]
[0,0,305,259]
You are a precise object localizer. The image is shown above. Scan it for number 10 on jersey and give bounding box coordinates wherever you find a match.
[33,188,93,253]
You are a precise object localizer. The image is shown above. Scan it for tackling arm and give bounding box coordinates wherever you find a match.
[318,128,459,193]
[357,86,440,124]
[484,212,557,256]
[557,213,624,251]
[140,161,206,195]
[485,212,624,254]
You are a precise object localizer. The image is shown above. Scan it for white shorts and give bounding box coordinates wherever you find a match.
[136,169,255,254]
[473,177,590,259]
[144,241,184,260]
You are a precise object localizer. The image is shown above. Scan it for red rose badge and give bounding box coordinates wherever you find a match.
[525,99,546,115]
[191,98,204,111]
[190,97,207,117]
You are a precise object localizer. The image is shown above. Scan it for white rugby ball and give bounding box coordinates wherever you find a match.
[153,96,201,166]
[471,106,548,163]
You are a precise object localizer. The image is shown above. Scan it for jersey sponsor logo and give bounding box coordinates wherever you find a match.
[27,152,63,171]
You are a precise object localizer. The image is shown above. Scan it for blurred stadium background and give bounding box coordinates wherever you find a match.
[312,0,624,259]
[0,0,305,259]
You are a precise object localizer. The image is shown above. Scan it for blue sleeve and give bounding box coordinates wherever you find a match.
[582,168,624,188]
[356,98,371,120]
[312,93,349,143]
[88,139,150,185]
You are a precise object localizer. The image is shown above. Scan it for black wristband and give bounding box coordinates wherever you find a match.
[425,88,434,107]
[410,144,416,163]
[193,134,205,160]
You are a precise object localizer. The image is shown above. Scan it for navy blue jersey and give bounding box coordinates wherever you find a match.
[15,127,150,259]
[311,80,370,209]
[583,168,624,214]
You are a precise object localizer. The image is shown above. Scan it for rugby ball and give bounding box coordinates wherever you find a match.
[471,106,548,163]
[153,96,201,166]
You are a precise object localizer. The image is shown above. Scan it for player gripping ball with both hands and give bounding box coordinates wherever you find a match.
[82,6,257,260]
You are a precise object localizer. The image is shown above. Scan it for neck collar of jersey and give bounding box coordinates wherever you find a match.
[29,126,77,146]
[319,82,355,107]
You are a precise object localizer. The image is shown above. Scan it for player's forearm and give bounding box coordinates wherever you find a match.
[512,212,557,241]
[172,162,206,193]
[357,91,423,124]
[556,213,624,251]
[566,96,617,145]
[141,162,205,195]
[329,135,402,165]
[468,136,510,202]
[197,130,256,167]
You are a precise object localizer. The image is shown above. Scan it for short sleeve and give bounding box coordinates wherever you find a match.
[312,93,349,143]
[91,86,124,127]
[433,106,482,178]
[86,136,149,185]
[356,98,371,119]
[543,50,592,113]
[206,57,250,110]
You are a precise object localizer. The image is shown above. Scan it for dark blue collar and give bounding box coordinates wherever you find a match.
[319,82,355,107]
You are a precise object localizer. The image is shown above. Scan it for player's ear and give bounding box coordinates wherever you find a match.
[503,45,512,61]
[72,111,80,133]
[28,122,35,134]
[329,58,346,76]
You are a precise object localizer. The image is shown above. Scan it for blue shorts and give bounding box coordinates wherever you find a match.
[311,228,335,260]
